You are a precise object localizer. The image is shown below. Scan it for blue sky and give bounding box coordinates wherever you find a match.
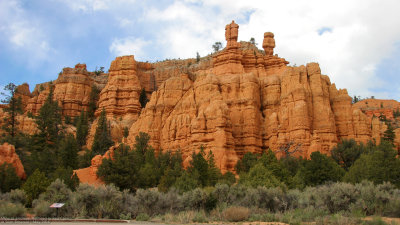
[0,0,399,101]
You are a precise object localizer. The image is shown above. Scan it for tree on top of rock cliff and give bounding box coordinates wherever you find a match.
[1,83,23,142]
[91,108,113,155]
[35,85,62,143]
[212,42,222,52]
[139,88,149,108]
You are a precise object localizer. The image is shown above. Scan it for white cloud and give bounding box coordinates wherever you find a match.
[109,37,151,61]
[0,0,54,67]
[140,0,400,99]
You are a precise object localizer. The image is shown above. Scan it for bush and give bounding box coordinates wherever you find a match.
[1,189,26,205]
[134,189,161,216]
[0,200,26,218]
[33,200,52,217]
[222,206,250,222]
[136,212,150,221]
[192,210,208,223]
[182,188,207,210]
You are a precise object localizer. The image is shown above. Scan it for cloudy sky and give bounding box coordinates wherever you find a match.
[0,0,399,100]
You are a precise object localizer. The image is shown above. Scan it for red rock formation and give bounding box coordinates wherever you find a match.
[15,83,32,110]
[73,147,115,187]
[0,143,26,179]
[126,21,392,173]
[26,64,105,118]
[353,99,400,120]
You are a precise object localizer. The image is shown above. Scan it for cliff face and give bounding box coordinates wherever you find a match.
[0,143,26,179]
[126,21,388,172]
[4,21,397,175]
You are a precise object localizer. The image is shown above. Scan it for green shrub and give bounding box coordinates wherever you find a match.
[222,206,250,222]
[192,210,208,223]
[182,188,207,210]
[33,200,52,217]
[119,212,131,220]
[136,212,150,221]
[0,200,26,218]
[1,189,26,205]
[134,189,161,216]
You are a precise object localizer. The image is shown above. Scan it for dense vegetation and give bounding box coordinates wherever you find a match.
[1,83,400,223]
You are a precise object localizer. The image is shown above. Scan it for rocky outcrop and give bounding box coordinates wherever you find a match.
[26,64,107,118]
[353,99,400,120]
[73,147,115,186]
[126,21,390,173]
[0,143,26,179]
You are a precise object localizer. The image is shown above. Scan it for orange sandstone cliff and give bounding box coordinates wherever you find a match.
[5,21,398,180]
[0,143,26,179]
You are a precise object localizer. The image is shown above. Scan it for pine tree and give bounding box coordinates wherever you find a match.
[382,124,395,145]
[75,110,89,147]
[1,83,23,142]
[57,134,79,169]
[139,88,149,108]
[87,85,100,121]
[35,85,62,143]
[91,108,113,155]
[0,162,22,192]
[22,169,50,206]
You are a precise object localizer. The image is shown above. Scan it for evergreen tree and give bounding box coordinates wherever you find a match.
[139,88,149,108]
[35,85,62,143]
[97,144,137,191]
[57,134,79,169]
[91,108,113,155]
[0,163,22,193]
[344,141,400,187]
[123,126,129,138]
[235,152,258,174]
[382,124,395,145]
[51,167,79,191]
[212,42,222,52]
[87,85,100,121]
[299,151,345,186]
[75,110,89,147]
[134,132,151,156]
[1,83,23,143]
[196,52,200,62]
[331,139,366,171]
[22,169,50,206]
[188,146,210,187]
[238,163,281,188]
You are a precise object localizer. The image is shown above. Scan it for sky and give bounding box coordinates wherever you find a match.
[0,0,399,100]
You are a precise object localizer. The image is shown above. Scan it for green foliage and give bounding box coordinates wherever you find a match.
[0,200,26,218]
[51,167,80,191]
[139,88,149,108]
[76,110,89,147]
[136,212,150,221]
[35,85,62,143]
[78,148,95,168]
[57,134,79,169]
[87,85,100,121]
[212,42,222,52]
[299,151,345,187]
[174,171,199,193]
[235,152,258,174]
[0,163,22,193]
[331,139,366,171]
[239,163,282,188]
[123,126,129,138]
[344,141,400,187]
[94,66,105,76]
[97,144,137,191]
[1,83,23,142]
[91,108,113,155]
[382,124,395,145]
[196,52,200,62]
[186,146,221,188]
[22,169,50,206]
[393,109,400,118]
